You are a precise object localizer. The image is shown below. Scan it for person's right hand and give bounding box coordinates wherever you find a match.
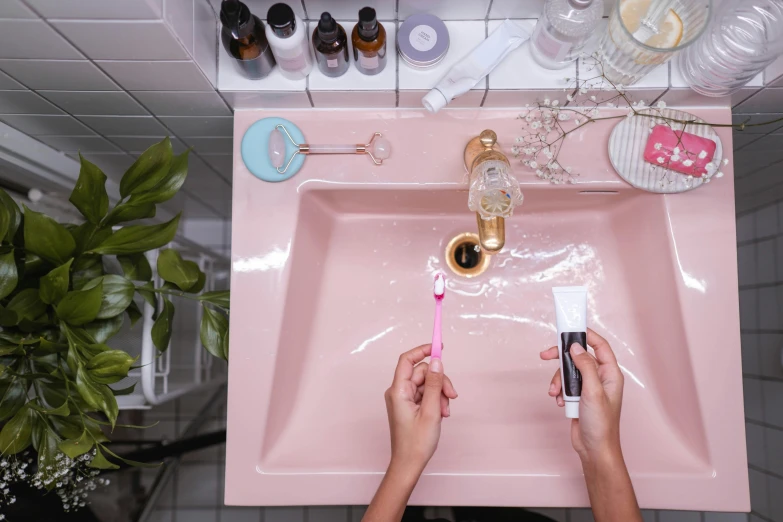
[540,328,625,463]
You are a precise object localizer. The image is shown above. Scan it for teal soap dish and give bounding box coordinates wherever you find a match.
[241,117,305,182]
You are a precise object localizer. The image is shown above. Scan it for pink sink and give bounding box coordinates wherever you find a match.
[226,109,748,512]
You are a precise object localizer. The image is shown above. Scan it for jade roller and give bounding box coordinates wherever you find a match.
[269,124,391,174]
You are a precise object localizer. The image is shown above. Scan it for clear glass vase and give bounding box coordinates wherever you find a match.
[679,0,783,96]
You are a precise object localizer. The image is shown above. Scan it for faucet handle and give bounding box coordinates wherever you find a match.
[468,158,524,220]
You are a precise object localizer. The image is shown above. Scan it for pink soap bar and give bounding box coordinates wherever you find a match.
[643,125,717,177]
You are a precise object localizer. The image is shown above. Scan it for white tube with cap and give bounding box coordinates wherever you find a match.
[552,286,587,419]
[422,19,530,113]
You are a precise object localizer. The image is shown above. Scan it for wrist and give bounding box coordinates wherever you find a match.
[579,443,625,475]
[387,458,424,489]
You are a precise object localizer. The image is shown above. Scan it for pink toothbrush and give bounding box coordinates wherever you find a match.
[431,273,446,360]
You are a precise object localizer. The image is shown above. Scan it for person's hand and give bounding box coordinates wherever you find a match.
[384,344,458,476]
[540,328,624,463]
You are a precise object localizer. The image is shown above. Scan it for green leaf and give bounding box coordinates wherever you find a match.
[86,349,137,384]
[103,201,156,227]
[33,337,67,355]
[39,258,73,305]
[135,281,158,319]
[30,400,69,416]
[127,149,189,205]
[126,300,142,327]
[83,275,135,319]
[118,253,152,281]
[120,137,173,198]
[58,430,94,459]
[198,290,230,309]
[185,270,206,294]
[200,306,228,360]
[0,250,18,299]
[84,314,124,344]
[111,382,136,396]
[23,252,47,277]
[157,249,200,291]
[0,404,34,455]
[0,203,8,245]
[0,377,26,421]
[90,213,181,256]
[0,307,18,327]
[0,188,21,243]
[23,206,75,265]
[75,364,118,429]
[70,154,109,224]
[88,446,119,470]
[37,424,63,490]
[151,297,174,352]
[72,255,104,290]
[101,444,161,468]
[56,281,103,325]
[7,288,46,321]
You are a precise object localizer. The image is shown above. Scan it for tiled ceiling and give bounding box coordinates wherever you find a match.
[0,0,230,223]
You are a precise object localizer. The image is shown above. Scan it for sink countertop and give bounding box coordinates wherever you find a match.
[224,108,748,511]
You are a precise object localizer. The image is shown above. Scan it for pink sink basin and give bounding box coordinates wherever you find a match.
[226,109,748,512]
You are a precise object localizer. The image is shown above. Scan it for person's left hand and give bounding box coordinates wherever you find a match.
[384,344,458,475]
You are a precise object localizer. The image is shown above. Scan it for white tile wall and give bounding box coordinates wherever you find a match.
[0,59,118,90]
[96,61,215,91]
[51,20,191,60]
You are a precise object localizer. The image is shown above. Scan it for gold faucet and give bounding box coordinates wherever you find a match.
[464,130,522,255]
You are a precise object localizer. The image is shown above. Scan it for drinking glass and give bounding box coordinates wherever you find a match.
[596,0,712,86]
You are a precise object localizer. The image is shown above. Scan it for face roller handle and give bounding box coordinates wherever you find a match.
[272,125,391,174]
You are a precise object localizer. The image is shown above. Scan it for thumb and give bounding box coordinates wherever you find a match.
[568,343,601,397]
[421,358,445,419]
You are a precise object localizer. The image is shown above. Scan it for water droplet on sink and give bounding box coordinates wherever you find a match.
[473,245,480,253]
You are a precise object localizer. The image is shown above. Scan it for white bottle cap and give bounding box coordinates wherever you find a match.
[565,401,580,419]
[422,89,448,113]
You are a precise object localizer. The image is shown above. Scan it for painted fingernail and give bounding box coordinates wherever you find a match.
[430,358,443,373]
[570,343,585,355]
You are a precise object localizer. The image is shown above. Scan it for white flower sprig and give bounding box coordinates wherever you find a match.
[0,450,109,513]
[514,53,744,189]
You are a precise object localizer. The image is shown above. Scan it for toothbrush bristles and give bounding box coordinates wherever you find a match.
[434,273,446,298]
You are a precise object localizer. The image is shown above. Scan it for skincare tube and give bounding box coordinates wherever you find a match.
[552,286,587,419]
[422,20,530,113]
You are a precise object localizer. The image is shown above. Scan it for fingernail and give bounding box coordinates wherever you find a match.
[430,358,443,373]
[570,343,585,355]
[549,382,556,393]
[446,404,451,416]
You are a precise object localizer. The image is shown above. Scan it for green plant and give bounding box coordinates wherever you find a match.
[0,138,229,511]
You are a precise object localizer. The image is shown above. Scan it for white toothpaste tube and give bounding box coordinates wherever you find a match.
[422,19,530,113]
[552,286,587,419]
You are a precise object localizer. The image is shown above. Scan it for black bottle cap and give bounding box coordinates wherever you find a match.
[220,0,256,38]
[267,3,296,38]
[317,12,339,43]
[357,7,379,42]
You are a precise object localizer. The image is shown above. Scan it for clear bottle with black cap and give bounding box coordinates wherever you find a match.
[219,0,276,79]
[312,12,349,78]
[352,7,387,76]
[265,3,313,80]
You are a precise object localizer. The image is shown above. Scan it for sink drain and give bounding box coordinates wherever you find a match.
[445,232,490,278]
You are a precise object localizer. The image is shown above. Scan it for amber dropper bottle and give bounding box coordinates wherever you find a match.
[312,12,350,77]
[352,7,387,75]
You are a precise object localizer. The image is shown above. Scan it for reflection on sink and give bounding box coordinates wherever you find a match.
[226,109,747,511]
[261,188,708,476]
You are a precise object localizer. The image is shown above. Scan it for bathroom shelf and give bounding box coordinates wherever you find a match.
[306,20,397,109]
[398,21,486,108]
[216,19,771,110]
